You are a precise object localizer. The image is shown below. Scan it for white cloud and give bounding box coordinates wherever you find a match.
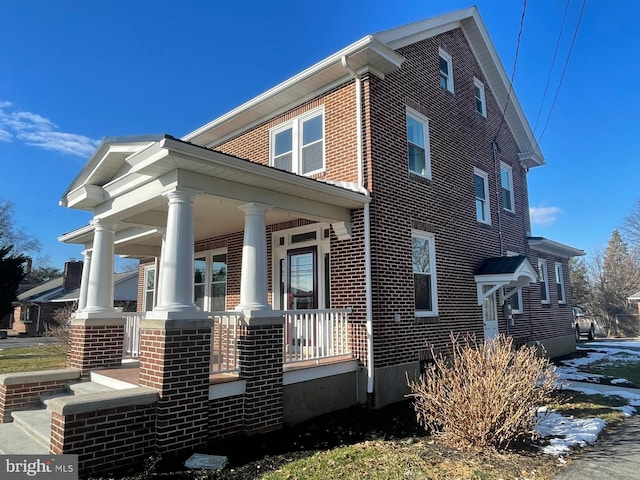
[0,100,100,157]
[530,206,563,227]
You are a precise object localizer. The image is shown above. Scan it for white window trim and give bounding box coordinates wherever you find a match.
[439,48,454,93]
[506,251,524,314]
[406,106,432,180]
[538,259,550,304]
[269,106,325,176]
[474,77,487,117]
[474,167,491,225]
[555,262,566,304]
[412,230,439,317]
[194,247,228,312]
[500,162,515,213]
[143,265,156,312]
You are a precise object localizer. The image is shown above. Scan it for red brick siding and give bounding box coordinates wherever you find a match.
[0,379,69,423]
[67,324,125,375]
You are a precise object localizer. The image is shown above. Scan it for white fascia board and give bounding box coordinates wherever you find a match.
[528,237,585,258]
[64,184,106,209]
[58,224,94,244]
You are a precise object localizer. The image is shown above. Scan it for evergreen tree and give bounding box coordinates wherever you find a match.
[0,244,27,318]
[569,256,590,308]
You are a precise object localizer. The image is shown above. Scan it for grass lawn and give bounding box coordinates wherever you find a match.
[580,351,640,386]
[0,344,67,374]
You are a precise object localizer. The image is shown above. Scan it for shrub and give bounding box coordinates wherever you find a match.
[407,333,557,451]
[41,302,76,355]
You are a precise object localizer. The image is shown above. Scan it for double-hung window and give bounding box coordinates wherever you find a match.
[143,266,156,312]
[474,77,487,117]
[500,162,515,212]
[538,259,550,304]
[194,249,228,311]
[406,107,432,179]
[412,231,438,316]
[271,108,324,176]
[439,48,454,93]
[555,262,566,304]
[474,168,490,224]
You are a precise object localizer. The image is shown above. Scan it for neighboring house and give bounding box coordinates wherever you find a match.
[629,291,640,317]
[0,8,584,476]
[10,260,138,335]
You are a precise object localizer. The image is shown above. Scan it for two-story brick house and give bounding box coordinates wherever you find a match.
[0,6,583,476]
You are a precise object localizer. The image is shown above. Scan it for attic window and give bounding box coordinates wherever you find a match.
[439,48,454,93]
[271,107,325,176]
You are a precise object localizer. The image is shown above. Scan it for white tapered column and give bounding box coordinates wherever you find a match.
[76,248,92,312]
[83,220,116,314]
[237,202,272,311]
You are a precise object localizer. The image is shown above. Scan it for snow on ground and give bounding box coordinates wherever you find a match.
[535,339,640,456]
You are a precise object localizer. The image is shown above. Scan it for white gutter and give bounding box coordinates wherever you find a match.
[342,55,374,402]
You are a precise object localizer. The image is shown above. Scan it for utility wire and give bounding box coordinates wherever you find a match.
[493,0,528,145]
[533,0,572,134]
[538,0,587,144]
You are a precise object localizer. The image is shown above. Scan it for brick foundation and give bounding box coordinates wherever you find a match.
[67,318,125,376]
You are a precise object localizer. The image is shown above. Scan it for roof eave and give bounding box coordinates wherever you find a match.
[528,237,585,258]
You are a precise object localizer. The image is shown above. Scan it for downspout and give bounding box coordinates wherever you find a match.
[341,55,374,406]
[492,141,505,256]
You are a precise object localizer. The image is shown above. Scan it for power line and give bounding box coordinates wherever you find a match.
[533,0,572,134]
[493,0,528,145]
[538,0,587,144]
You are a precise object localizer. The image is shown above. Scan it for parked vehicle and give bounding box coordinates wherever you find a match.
[572,306,595,342]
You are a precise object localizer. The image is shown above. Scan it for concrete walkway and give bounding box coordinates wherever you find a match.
[553,380,640,479]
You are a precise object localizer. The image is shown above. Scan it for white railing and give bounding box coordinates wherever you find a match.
[283,308,352,364]
[209,311,241,374]
[123,312,144,358]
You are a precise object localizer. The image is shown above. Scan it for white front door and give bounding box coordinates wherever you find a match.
[482,286,499,341]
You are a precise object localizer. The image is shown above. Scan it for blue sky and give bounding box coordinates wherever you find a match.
[0,0,637,270]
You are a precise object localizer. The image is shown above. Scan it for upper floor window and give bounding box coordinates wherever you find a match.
[555,262,566,304]
[406,107,432,179]
[474,77,487,117]
[474,168,490,224]
[270,108,324,176]
[500,162,515,212]
[194,249,228,312]
[538,259,550,304]
[439,48,454,93]
[412,230,438,317]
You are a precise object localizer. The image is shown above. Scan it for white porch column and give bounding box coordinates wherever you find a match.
[84,219,116,314]
[237,202,272,311]
[76,248,92,312]
[154,189,198,312]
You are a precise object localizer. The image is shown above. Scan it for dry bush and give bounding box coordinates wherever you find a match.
[407,333,557,451]
[41,302,77,354]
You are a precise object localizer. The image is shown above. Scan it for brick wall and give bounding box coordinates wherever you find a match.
[209,394,244,440]
[67,324,125,375]
[0,377,74,423]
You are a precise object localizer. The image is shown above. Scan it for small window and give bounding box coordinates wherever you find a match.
[439,48,454,93]
[194,249,228,312]
[506,251,523,313]
[538,259,550,304]
[412,231,438,316]
[270,108,324,176]
[474,168,490,224]
[143,266,156,312]
[406,107,432,179]
[474,77,486,117]
[555,262,566,304]
[500,163,515,212]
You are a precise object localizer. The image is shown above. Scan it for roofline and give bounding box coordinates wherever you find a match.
[528,237,585,258]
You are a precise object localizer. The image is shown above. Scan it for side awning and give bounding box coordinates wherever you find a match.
[474,255,537,305]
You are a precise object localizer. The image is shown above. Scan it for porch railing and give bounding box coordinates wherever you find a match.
[283,308,352,364]
[123,312,144,359]
[209,311,241,374]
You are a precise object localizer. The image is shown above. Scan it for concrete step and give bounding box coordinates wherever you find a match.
[70,381,116,395]
[0,422,49,454]
[12,409,51,449]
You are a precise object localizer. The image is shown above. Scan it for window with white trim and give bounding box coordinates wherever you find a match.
[500,162,515,212]
[538,259,550,304]
[506,251,523,313]
[270,108,324,176]
[406,107,432,179]
[555,262,566,304]
[474,168,490,224]
[439,48,454,93]
[194,249,228,311]
[474,77,487,116]
[143,266,156,312]
[412,230,438,316]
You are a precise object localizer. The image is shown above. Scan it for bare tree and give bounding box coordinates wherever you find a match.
[622,198,640,250]
[0,199,41,256]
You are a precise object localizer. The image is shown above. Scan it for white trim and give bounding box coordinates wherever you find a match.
[194,247,228,312]
[538,259,550,304]
[406,106,432,179]
[474,167,491,224]
[209,379,246,400]
[555,262,566,304]
[506,251,524,313]
[439,48,454,93]
[473,77,487,117]
[412,230,438,317]
[283,359,358,385]
[528,237,585,258]
[500,162,515,213]
[142,265,156,312]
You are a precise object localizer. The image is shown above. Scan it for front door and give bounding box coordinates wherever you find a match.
[287,247,317,310]
[482,286,499,341]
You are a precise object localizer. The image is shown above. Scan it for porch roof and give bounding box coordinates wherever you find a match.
[59,136,369,257]
[474,255,538,304]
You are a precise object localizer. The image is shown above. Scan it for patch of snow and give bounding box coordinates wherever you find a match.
[615,405,637,416]
[536,411,606,455]
[611,378,630,384]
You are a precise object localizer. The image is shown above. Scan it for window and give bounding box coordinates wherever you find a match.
[500,163,515,212]
[143,266,156,312]
[439,48,454,93]
[506,251,523,314]
[406,107,432,179]
[270,108,324,175]
[194,249,227,311]
[538,259,550,304]
[474,168,490,224]
[474,77,486,116]
[412,231,438,316]
[555,262,566,304]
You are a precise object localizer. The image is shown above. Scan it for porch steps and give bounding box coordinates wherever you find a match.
[0,380,120,455]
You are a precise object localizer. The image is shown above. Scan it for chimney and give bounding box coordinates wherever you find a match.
[63,260,84,292]
[23,257,32,276]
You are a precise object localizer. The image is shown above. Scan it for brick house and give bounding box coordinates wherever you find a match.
[0,7,583,476]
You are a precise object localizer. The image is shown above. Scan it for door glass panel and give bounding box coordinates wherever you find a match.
[288,248,316,310]
[210,254,227,312]
[194,257,206,310]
